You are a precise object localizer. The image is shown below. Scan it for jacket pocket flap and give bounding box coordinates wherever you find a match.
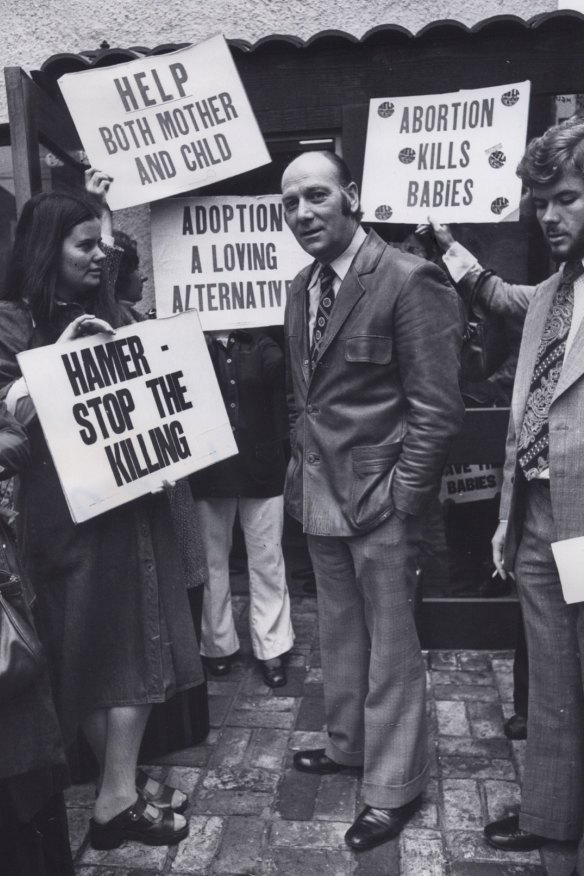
[352,442,401,474]
[345,336,393,364]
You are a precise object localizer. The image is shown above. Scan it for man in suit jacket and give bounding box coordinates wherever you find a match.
[281,150,464,851]
[449,117,584,876]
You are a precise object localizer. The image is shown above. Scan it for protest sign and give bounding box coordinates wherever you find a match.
[361,81,531,224]
[17,311,237,523]
[440,463,502,505]
[58,35,270,210]
[151,195,309,327]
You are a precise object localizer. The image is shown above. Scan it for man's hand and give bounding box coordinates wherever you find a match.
[491,520,509,579]
[416,216,456,254]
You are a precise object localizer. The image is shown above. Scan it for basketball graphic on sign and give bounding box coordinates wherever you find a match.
[378,101,395,118]
[375,205,393,220]
[491,197,510,215]
[399,147,416,164]
[501,89,520,107]
[488,151,506,169]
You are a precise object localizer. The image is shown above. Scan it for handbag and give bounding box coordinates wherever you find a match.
[461,269,509,383]
[0,568,45,701]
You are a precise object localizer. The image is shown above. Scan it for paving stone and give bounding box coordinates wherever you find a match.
[241,672,272,695]
[401,827,446,876]
[541,841,579,876]
[468,701,506,738]
[314,772,358,821]
[248,728,291,770]
[228,695,296,729]
[76,869,138,876]
[431,669,495,686]
[430,651,460,669]
[305,667,323,685]
[438,736,512,759]
[213,816,267,874]
[209,727,253,768]
[267,848,354,875]
[353,839,401,875]
[451,864,545,875]
[445,830,542,865]
[207,680,241,696]
[271,666,306,698]
[276,768,320,820]
[442,779,484,830]
[483,779,522,821]
[270,819,350,849]
[295,696,326,731]
[194,788,275,816]
[202,766,279,793]
[151,741,212,767]
[434,684,500,702]
[459,652,493,672]
[440,755,516,780]
[209,694,234,728]
[67,807,90,856]
[170,815,224,873]
[65,782,95,809]
[289,730,328,751]
[435,701,471,736]
[411,777,439,830]
[80,838,168,870]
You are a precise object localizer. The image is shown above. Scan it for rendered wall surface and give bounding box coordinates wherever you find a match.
[1,0,556,125]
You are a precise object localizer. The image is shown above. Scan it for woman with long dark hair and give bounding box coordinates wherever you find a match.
[0,173,203,850]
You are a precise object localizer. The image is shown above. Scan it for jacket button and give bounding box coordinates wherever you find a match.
[307,453,320,464]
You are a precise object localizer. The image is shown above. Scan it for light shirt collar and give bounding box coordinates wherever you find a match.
[308,225,367,290]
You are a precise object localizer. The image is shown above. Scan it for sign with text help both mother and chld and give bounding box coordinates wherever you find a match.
[361,81,531,224]
[58,35,270,210]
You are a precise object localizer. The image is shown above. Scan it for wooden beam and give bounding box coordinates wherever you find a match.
[4,67,42,214]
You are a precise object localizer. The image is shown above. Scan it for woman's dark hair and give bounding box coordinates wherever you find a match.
[113,229,140,300]
[2,190,115,328]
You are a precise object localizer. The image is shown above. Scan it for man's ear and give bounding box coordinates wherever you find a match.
[346,181,360,214]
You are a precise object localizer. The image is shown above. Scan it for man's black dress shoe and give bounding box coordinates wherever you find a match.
[202,656,231,676]
[89,796,188,849]
[261,658,287,688]
[293,748,346,774]
[484,815,546,851]
[504,713,527,740]
[345,796,422,851]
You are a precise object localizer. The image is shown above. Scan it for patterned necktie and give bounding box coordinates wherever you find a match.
[310,264,336,363]
[517,259,584,480]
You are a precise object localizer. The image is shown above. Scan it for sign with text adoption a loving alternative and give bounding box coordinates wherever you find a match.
[151,195,309,327]
[58,36,270,210]
[17,312,237,523]
[361,81,531,224]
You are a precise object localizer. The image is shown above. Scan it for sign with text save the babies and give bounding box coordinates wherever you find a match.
[361,81,531,224]
[151,195,309,327]
[58,35,270,210]
[17,312,237,523]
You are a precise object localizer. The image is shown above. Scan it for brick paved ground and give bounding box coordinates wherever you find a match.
[68,593,578,876]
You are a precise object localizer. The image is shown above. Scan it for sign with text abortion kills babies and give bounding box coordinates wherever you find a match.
[58,35,270,210]
[151,195,309,327]
[361,81,531,224]
[17,311,237,523]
